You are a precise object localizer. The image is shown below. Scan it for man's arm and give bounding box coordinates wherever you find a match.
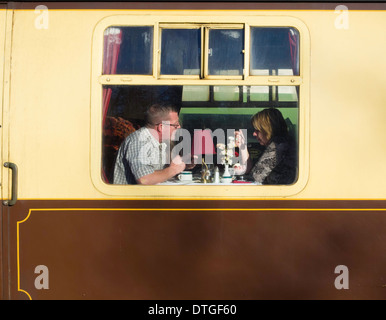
[137,156,186,185]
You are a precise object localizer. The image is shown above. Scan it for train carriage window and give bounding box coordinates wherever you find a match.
[102,84,299,183]
[103,26,154,75]
[94,17,308,195]
[208,28,244,76]
[160,28,201,76]
[250,27,299,76]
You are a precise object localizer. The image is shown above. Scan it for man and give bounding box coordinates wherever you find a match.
[113,104,186,185]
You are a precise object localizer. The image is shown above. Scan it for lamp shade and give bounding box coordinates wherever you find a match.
[192,129,216,155]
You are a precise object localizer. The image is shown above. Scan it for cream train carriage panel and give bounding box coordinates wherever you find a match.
[1,2,386,300]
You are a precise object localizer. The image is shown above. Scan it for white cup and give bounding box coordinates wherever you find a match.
[221,176,233,184]
[178,171,193,182]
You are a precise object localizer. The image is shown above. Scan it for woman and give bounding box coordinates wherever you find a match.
[235,108,297,185]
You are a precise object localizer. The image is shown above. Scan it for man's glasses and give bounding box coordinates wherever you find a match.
[156,122,181,128]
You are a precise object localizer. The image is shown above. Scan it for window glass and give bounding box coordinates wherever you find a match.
[103,26,153,75]
[249,85,299,103]
[182,86,210,101]
[102,85,299,184]
[250,27,299,76]
[98,21,304,189]
[208,29,244,76]
[278,86,298,102]
[213,86,240,101]
[250,86,269,102]
[161,29,201,75]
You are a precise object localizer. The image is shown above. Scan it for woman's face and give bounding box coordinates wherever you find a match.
[253,129,269,146]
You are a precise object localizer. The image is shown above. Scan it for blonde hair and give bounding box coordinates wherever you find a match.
[251,108,288,142]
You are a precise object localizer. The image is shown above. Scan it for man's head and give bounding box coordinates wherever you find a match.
[145,103,181,142]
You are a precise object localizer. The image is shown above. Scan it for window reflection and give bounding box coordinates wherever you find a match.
[104,26,300,78]
[161,29,201,75]
[250,27,299,76]
[102,85,299,183]
[213,86,240,101]
[208,29,244,76]
[103,26,153,75]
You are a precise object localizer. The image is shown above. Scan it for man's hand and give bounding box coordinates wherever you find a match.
[185,155,198,170]
[170,155,186,175]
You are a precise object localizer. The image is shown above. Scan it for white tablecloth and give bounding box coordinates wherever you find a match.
[159,180,261,186]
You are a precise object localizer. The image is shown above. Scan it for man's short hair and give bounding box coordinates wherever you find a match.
[144,103,179,126]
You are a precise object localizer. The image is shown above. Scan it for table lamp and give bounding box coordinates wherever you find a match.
[192,129,216,183]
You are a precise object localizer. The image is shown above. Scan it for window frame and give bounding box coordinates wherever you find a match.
[157,23,203,80]
[204,24,245,80]
[91,13,310,199]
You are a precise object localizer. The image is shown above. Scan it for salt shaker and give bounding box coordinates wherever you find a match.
[213,166,220,183]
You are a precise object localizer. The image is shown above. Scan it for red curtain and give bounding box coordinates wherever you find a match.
[288,30,298,75]
[102,28,122,126]
[102,28,122,182]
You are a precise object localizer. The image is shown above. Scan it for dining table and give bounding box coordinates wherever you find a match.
[159,175,261,186]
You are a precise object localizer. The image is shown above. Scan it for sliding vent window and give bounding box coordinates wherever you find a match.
[250,27,299,76]
[161,28,201,76]
[103,26,154,75]
[208,28,244,76]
